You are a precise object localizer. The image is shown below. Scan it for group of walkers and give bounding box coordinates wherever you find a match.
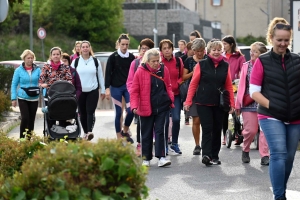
[10,17,300,200]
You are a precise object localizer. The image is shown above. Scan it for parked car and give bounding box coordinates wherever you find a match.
[238,46,272,61]
[0,60,46,69]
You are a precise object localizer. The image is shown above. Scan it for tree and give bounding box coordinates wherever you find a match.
[8,0,23,7]
[34,0,125,45]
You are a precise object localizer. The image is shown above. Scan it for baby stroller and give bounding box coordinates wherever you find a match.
[225,112,260,149]
[42,81,81,140]
[225,112,243,148]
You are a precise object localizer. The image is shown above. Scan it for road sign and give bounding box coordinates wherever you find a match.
[37,27,46,40]
[0,0,9,23]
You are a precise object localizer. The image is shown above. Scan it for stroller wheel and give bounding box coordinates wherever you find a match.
[226,129,233,148]
[254,132,260,150]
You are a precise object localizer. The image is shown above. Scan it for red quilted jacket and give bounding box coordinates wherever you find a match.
[130,64,174,117]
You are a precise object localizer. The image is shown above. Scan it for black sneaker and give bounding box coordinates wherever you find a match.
[121,131,134,144]
[212,159,221,165]
[242,151,250,163]
[193,145,201,155]
[261,156,269,166]
[202,155,213,166]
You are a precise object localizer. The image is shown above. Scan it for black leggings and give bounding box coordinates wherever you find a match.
[78,89,99,133]
[18,99,38,138]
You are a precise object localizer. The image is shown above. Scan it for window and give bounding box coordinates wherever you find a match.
[211,0,222,6]
[211,21,221,29]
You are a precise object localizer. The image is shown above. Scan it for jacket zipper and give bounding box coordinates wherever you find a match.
[282,58,290,121]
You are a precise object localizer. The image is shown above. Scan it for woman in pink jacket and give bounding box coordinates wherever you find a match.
[127,38,154,156]
[221,35,246,145]
[235,42,269,165]
[130,48,174,167]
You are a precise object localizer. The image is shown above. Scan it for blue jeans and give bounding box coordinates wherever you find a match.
[165,95,181,144]
[259,119,300,200]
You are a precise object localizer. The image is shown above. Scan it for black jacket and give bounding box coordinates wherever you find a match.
[196,57,229,105]
[258,49,300,122]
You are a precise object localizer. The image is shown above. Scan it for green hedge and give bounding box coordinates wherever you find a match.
[0,139,149,199]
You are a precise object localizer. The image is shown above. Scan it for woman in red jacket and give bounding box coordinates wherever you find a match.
[184,39,234,166]
[130,48,174,167]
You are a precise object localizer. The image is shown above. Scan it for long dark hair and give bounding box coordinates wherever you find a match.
[222,35,244,56]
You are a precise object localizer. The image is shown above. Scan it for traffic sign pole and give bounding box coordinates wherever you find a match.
[37,28,47,61]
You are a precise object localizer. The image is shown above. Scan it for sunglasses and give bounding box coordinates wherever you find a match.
[274,23,292,30]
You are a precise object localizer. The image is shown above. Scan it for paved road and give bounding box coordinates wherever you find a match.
[8,109,300,200]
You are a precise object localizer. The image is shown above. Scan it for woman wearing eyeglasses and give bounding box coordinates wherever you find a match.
[250,17,300,200]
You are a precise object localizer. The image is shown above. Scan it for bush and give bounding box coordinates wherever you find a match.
[0,66,14,95]
[236,34,267,46]
[0,91,11,121]
[0,139,149,199]
[0,132,45,178]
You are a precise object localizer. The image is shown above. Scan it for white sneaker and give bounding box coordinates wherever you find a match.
[158,157,171,167]
[142,160,150,167]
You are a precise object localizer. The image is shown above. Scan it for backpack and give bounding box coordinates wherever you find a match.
[74,57,100,89]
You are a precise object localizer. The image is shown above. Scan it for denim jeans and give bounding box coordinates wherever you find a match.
[165,95,181,144]
[259,119,300,200]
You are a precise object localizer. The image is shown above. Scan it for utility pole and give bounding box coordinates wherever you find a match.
[260,0,270,26]
[154,0,158,48]
[233,0,236,38]
[30,0,33,51]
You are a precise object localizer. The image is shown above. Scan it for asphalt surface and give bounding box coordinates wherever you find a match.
[8,109,300,200]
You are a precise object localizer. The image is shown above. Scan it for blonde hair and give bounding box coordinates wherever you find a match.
[141,48,161,64]
[266,17,292,45]
[48,47,62,60]
[72,41,82,54]
[80,41,94,56]
[206,39,223,54]
[250,42,268,54]
[20,49,36,61]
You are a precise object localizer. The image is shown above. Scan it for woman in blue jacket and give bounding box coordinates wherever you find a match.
[11,49,41,139]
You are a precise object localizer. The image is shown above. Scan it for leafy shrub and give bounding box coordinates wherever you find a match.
[0,139,149,199]
[0,66,14,95]
[0,132,45,178]
[0,90,12,121]
[236,34,267,46]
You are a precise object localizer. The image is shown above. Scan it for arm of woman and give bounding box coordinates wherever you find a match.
[183,58,193,81]
[177,58,184,85]
[39,64,48,88]
[249,58,269,108]
[126,60,136,94]
[97,59,105,95]
[224,67,235,110]
[11,68,20,105]
[63,65,73,84]
[164,67,175,107]
[238,55,246,78]
[74,70,82,100]
[184,63,201,108]
[130,70,141,113]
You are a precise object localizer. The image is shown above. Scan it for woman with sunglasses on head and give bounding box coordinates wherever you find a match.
[221,35,246,145]
[11,50,40,139]
[70,41,82,63]
[70,41,105,141]
[235,42,269,165]
[105,34,135,143]
[250,17,300,200]
[127,38,154,155]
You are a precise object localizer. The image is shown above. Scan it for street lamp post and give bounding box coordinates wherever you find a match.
[154,0,158,48]
[30,0,33,51]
